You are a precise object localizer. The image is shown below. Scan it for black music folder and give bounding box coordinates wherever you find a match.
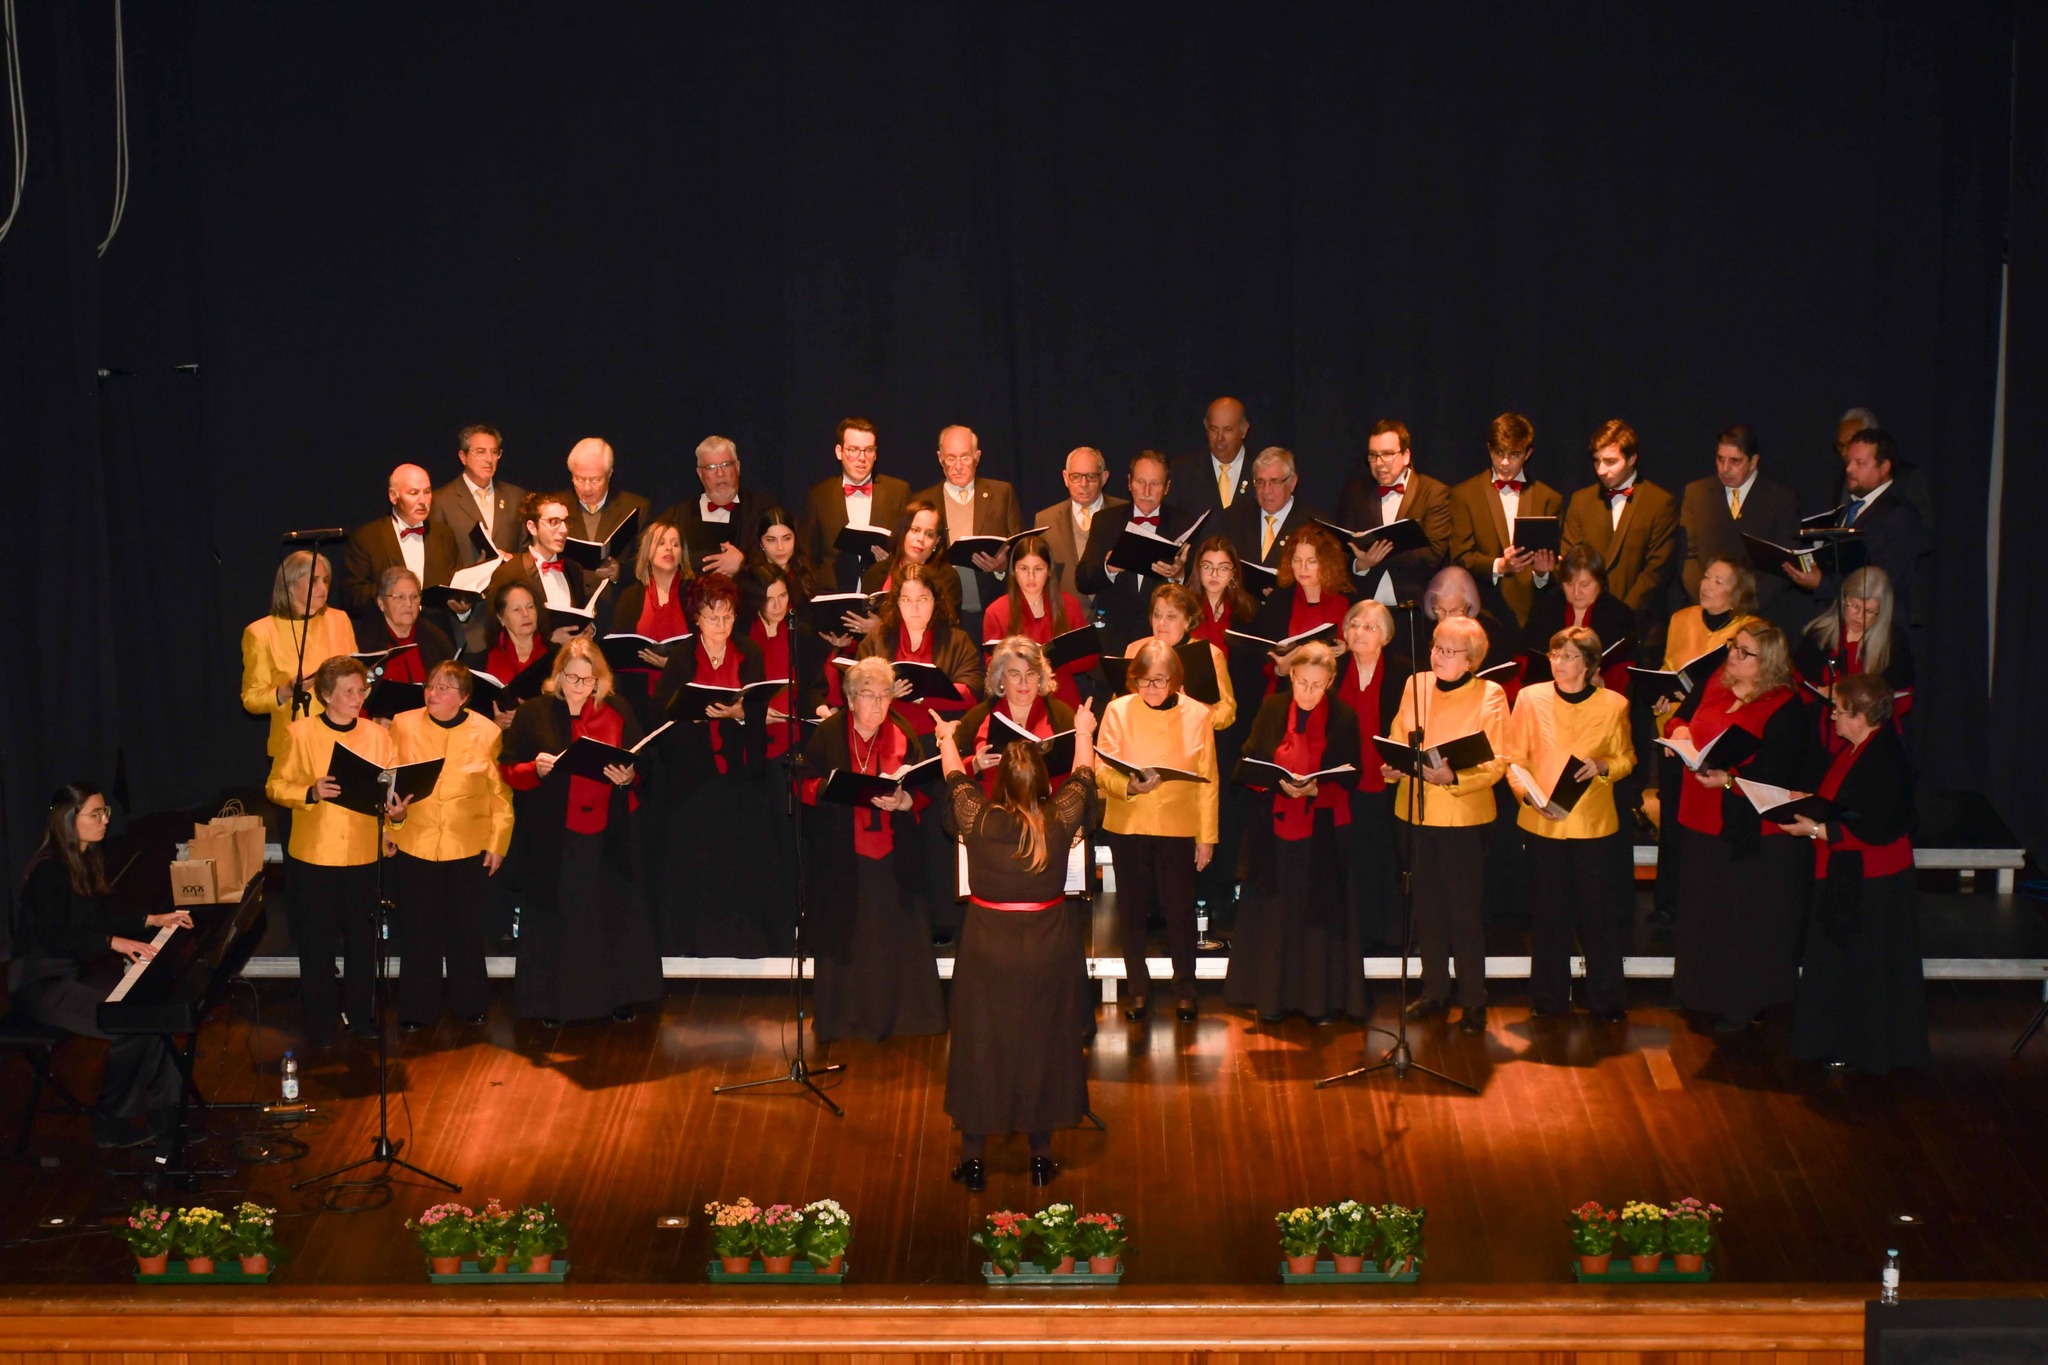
[601,631,692,673]
[817,754,945,805]
[1094,750,1204,783]
[669,679,790,722]
[363,678,424,721]
[1225,621,1337,652]
[1373,731,1495,778]
[1234,757,1358,788]
[989,710,1077,773]
[1104,510,1209,574]
[327,744,444,816]
[1627,642,1729,701]
[806,592,882,637]
[1507,756,1594,815]
[1175,639,1221,704]
[1654,725,1760,773]
[830,655,963,702]
[833,523,894,560]
[551,720,674,781]
[560,508,641,571]
[947,526,1049,566]
[1316,517,1433,557]
[1510,515,1561,556]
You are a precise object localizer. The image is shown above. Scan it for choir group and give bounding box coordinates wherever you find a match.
[11,401,1933,1160]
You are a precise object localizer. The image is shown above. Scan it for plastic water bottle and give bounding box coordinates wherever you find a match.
[1880,1248,1900,1305]
[281,1051,300,1103]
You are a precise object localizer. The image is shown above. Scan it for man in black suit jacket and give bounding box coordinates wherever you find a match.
[1447,412,1565,629]
[1677,424,1801,628]
[1789,427,1930,629]
[1077,451,1197,655]
[1559,418,1680,658]
[657,434,778,579]
[1166,395,1254,525]
[1222,447,1320,596]
[432,424,528,568]
[485,491,595,645]
[796,417,912,592]
[914,423,1023,639]
[564,437,651,588]
[1335,419,1454,606]
[339,463,462,631]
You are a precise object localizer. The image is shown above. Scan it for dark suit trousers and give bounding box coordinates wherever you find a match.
[1525,831,1631,1013]
[394,852,492,1022]
[1408,824,1488,1008]
[1110,832,1197,1001]
[286,857,378,1042]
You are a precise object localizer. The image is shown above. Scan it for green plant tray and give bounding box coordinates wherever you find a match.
[428,1260,571,1284]
[704,1259,848,1284]
[134,1261,271,1285]
[1572,1259,1713,1283]
[981,1259,1122,1286]
[1278,1258,1421,1284]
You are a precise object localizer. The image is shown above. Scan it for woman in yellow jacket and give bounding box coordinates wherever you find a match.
[265,656,402,1049]
[1505,626,1636,1024]
[242,550,358,759]
[389,661,514,1030]
[1382,614,1509,1034]
[1095,638,1219,1024]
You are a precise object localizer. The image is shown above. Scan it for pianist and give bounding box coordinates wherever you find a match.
[9,783,187,1148]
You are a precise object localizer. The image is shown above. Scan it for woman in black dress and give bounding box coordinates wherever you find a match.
[1784,675,1929,1073]
[1795,564,1916,751]
[934,700,1098,1192]
[1333,599,1408,950]
[1226,641,1367,1023]
[799,655,948,1044]
[499,638,661,1026]
[9,783,187,1148]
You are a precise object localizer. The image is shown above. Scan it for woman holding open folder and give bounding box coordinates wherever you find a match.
[1225,641,1366,1023]
[799,656,947,1044]
[1665,617,1814,1034]
[1794,564,1915,754]
[750,562,828,760]
[954,638,1079,797]
[264,656,401,1048]
[482,581,550,729]
[1335,599,1408,949]
[499,638,659,1027]
[1191,539,1265,926]
[607,518,694,717]
[1243,525,1354,696]
[1504,626,1635,1023]
[860,497,961,620]
[1122,584,1237,731]
[1095,639,1220,1023]
[1382,614,1509,1034]
[980,534,1095,707]
[242,550,359,759]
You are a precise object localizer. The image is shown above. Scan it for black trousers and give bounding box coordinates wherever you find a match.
[1109,831,1197,1000]
[393,851,493,1023]
[1408,823,1489,1009]
[13,971,181,1118]
[287,856,378,1044]
[1525,831,1633,1013]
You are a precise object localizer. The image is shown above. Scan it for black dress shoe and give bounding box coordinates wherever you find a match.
[1030,1155,1060,1186]
[1123,998,1149,1021]
[1591,1008,1628,1025]
[1175,1000,1198,1023]
[949,1159,987,1192]
[1457,1005,1488,1035]
[1404,998,1447,1022]
[611,1005,637,1023]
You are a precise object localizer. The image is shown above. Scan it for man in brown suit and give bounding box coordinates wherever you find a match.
[1335,419,1454,606]
[432,424,528,568]
[339,463,461,631]
[797,417,911,591]
[1034,446,1126,612]
[1447,412,1564,629]
[914,423,1021,641]
[1559,418,1680,658]
[1677,423,1801,630]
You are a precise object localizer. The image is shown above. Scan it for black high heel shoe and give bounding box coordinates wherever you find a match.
[950,1159,987,1192]
[1030,1155,1060,1186]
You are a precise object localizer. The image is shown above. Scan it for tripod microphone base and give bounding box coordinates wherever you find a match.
[292,1134,461,1194]
[713,1054,847,1117]
[1317,1036,1478,1093]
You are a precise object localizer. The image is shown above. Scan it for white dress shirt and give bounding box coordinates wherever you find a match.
[700,492,736,524]
[1608,474,1638,530]
[1070,495,1106,550]
[843,482,875,527]
[1845,478,1892,523]
[1725,469,1758,518]
[531,547,571,608]
[464,476,497,539]
[393,514,427,579]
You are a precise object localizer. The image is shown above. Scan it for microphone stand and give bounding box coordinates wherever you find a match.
[281,531,347,721]
[714,629,846,1115]
[294,772,461,1204]
[1319,599,1476,1094]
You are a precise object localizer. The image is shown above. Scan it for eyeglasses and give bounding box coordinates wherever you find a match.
[840,443,877,457]
[1430,643,1466,658]
[1727,645,1758,660]
[697,460,737,474]
[559,671,597,686]
[938,452,977,465]
[382,592,421,606]
[77,806,112,821]
[1066,469,1105,482]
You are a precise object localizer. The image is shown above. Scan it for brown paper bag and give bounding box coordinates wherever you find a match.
[169,858,218,906]
[189,811,265,899]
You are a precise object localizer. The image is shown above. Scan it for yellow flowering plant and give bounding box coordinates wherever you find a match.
[1275,1206,1326,1258]
[170,1205,233,1260]
[1616,1200,1667,1257]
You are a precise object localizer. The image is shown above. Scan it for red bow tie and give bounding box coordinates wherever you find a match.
[537,559,564,575]
[1131,513,1159,525]
[398,525,426,540]
[843,483,872,497]
[1377,482,1406,498]
[1608,485,1634,501]
[708,500,736,512]
[1494,478,1524,493]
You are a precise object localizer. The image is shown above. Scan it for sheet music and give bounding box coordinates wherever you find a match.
[104,923,180,1004]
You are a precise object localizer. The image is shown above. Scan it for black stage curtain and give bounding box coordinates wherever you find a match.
[0,2,2025,896]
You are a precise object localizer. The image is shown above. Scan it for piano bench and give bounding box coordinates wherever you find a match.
[0,1012,85,1158]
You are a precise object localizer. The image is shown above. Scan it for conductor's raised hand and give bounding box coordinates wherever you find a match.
[930,712,961,745]
[1072,697,1097,738]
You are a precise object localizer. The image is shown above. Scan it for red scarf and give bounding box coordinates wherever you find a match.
[1265,588,1350,696]
[974,696,1055,795]
[1193,597,1233,651]
[696,639,743,774]
[636,578,688,643]
[381,625,425,684]
[994,593,1090,705]
[750,616,795,758]
[485,634,543,685]
[1337,656,1388,793]
[1270,700,1351,839]
[1815,736,1912,877]
[848,721,908,859]
[1676,676,1794,836]
[565,703,629,834]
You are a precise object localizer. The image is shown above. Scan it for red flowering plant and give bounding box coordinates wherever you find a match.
[117,1201,175,1257]
[405,1202,478,1259]
[1076,1211,1127,1262]
[1567,1202,1619,1256]
[973,1210,1033,1276]
[754,1204,804,1259]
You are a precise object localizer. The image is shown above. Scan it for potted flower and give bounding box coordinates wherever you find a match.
[1076,1211,1126,1275]
[1372,1204,1426,1275]
[472,1199,517,1272]
[1033,1203,1081,1274]
[172,1206,232,1275]
[1326,1200,1375,1274]
[755,1204,803,1274]
[119,1201,175,1276]
[1567,1201,1619,1275]
[1663,1198,1721,1273]
[705,1198,761,1275]
[797,1199,851,1275]
[972,1210,1032,1278]
[226,1202,283,1275]
[1617,1200,1666,1274]
[511,1202,566,1274]
[407,1202,477,1276]
[1275,1205,1326,1276]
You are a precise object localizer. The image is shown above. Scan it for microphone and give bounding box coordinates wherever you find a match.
[281,528,349,544]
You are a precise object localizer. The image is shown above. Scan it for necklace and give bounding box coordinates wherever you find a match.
[849,725,881,773]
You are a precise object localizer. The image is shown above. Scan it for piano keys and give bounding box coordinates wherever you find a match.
[98,873,267,1036]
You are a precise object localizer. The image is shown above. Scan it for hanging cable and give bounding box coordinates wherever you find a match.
[95,0,127,257]
[0,0,26,246]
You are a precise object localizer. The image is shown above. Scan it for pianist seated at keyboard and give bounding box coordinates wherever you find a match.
[264,655,411,1049]
[7,782,188,1149]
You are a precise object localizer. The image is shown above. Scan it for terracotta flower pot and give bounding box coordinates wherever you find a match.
[486,1255,509,1273]
[1088,1254,1119,1275]
[1284,1252,1319,1275]
[819,1254,845,1274]
[1577,1253,1612,1275]
[720,1255,753,1275]
[430,1256,463,1275]
[186,1257,216,1275]
[1628,1253,1663,1274]
[526,1254,553,1274]
[135,1253,169,1276]
[1672,1253,1704,1273]
[761,1254,794,1274]
[238,1255,270,1275]
[1395,1253,1417,1274]
[1051,1255,1076,1274]
[1332,1253,1366,1274]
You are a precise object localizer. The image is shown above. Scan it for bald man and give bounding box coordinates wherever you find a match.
[564,436,652,587]
[1167,396,1254,523]
[912,423,1021,640]
[339,462,463,628]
